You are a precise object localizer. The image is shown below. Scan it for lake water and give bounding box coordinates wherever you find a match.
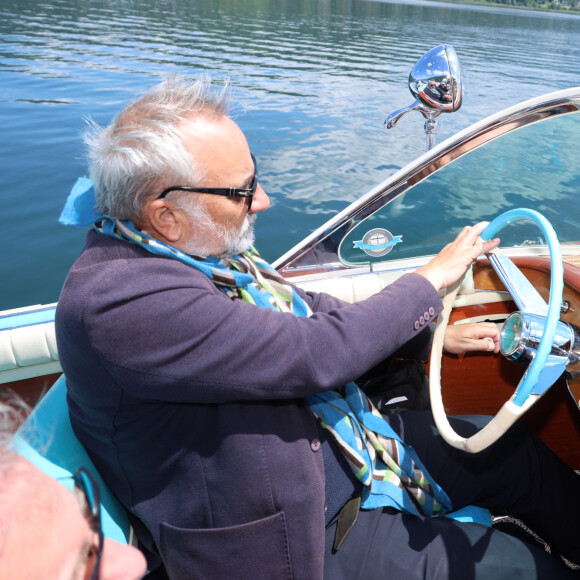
[1,0,579,310]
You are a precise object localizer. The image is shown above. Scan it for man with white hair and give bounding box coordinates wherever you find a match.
[55,76,580,579]
[0,401,147,580]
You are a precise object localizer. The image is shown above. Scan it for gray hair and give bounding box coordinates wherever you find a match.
[0,398,27,541]
[0,398,27,450]
[85,75,230,220]
[0,400,33,560]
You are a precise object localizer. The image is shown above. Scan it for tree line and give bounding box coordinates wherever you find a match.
[482,0,578,9]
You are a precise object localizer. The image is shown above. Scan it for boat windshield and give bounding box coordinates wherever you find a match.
[339,111,580,267]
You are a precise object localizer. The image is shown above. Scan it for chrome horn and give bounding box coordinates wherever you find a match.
[385,44,463,150]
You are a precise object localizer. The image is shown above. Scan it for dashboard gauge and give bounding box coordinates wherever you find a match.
[500,312,524,358]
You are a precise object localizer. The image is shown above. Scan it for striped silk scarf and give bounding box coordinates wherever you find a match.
[95,218,452,518]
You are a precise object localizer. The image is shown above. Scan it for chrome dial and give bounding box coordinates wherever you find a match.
[500,312,524,358]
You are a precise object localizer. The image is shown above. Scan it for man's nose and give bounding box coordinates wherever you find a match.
[250,184,270,213]
[100,538,147,580]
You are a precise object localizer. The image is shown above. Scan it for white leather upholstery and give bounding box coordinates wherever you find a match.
[0,306,61,384]
[294,270,405,303]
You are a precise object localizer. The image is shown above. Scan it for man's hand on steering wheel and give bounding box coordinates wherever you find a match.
[444,322,500,354]
[416,222,500,291]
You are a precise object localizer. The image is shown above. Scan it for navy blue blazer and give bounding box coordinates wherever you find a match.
[55,231,442,579]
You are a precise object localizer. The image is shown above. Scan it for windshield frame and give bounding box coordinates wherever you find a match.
[274,87,580,278]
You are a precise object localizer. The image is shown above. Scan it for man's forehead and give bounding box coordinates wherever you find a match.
[180,114,242,141]
[0,459,55,563]
[180,115,250,168]
[1,455,58,510]
[0,456,91,579]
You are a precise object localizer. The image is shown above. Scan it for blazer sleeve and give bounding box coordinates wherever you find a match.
[294,283,434,360]
[69,256,442,404]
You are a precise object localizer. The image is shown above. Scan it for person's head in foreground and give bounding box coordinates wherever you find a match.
[0,402,147,580]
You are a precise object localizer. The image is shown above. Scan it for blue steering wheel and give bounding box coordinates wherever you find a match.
[430,209,565,452]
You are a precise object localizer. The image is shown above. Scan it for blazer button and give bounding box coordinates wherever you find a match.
[424,311,430,321]
[311,438,321,452]
[429,307,435,316]
[419,316,425,325]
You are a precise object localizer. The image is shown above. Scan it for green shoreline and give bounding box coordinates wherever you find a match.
[432,0,580,14]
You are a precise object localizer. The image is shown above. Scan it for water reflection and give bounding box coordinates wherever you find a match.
[1,0,579,308]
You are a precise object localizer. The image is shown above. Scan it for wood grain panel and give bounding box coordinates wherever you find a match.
[473,257,580,327]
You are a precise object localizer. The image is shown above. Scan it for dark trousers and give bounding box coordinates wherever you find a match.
[324,413,579,579]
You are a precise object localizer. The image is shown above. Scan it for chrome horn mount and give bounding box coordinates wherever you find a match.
[385,44,463,150]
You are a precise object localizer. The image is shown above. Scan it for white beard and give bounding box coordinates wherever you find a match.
[218,212,257,257]
[180,210,257,258]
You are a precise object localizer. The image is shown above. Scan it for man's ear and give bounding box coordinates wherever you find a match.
[144,200,184,243]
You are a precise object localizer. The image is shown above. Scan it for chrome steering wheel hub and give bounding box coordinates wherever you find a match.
[500,311,574,362]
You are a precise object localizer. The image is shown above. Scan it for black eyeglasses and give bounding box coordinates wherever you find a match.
[156,153,259,212]
[73,467,104,580]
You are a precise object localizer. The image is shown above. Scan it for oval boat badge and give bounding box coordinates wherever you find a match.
[353,228,403,258]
